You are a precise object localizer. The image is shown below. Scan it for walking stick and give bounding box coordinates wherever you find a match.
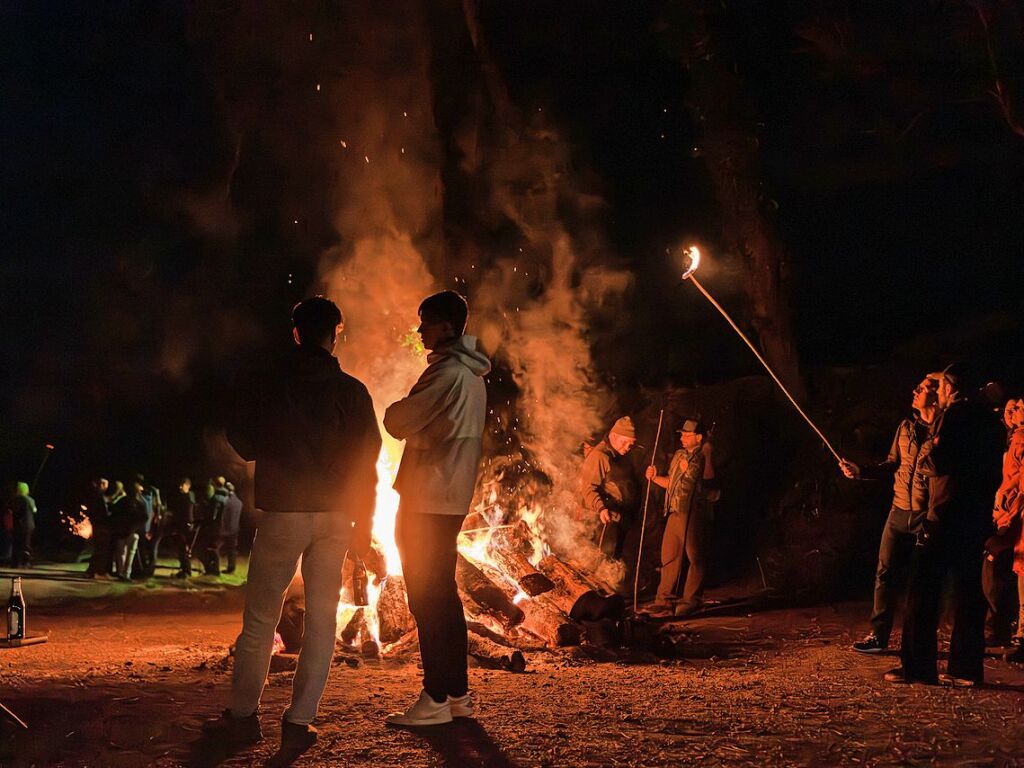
[633,408,665,610]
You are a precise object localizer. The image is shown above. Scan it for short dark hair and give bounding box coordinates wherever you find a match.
[292,296,344,345]
[418,291,468,335]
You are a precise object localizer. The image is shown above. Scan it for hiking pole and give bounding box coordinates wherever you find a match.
[633,407,665,611]
[680,246,842,463]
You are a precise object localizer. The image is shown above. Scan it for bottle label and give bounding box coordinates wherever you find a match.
[7,610,20,639]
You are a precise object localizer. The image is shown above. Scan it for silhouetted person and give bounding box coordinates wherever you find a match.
[202,476,229,575]
[888,367,1004,686]
[384,291,490,727]
[203,296,379,762]
[167,477,196,578]
[220,481,243,574]
[8,482,37,568]
[84,477,113,578]
[111,479,148,581]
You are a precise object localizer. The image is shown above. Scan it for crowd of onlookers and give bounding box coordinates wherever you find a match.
[1,474,244,580]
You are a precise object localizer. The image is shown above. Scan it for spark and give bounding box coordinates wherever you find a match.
[340,139,348,148]
[308,33,314,41]
[316,83,321,92]
[364,156,370,164]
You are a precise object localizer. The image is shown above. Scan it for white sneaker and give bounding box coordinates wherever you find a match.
[385,690,453,727]
[448,692,475,718]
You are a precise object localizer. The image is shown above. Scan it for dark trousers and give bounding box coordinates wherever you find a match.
[220,533,239,572]
[982,550,1017,641]
[87,523,113,575]
[396,508,467,703]
[870,507,919,645]
[598,519,627,560]
[11,515,34,568]
[900,532,987,683]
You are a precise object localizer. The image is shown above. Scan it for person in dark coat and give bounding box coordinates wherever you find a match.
[840,375,940,653]
[887,367,1005,686]
[166,477,196,578]
[83,477,113,577]
[203,296,379,759]
[111,479,149,581]
[220,482,243,574]
[201,476,229,575]
[8,482,37,568]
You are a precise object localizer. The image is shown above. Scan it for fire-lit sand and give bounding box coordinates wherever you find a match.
[3,581,1024,767]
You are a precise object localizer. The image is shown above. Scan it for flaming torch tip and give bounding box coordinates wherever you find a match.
[681,245,701,280]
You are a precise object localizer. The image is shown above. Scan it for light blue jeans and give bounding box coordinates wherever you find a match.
[230,512,353,725]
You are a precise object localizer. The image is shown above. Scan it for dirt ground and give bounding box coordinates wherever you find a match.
[2,568,1024,767]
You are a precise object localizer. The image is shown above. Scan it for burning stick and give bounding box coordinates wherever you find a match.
[680,246,842,463]
[633,407,666,610]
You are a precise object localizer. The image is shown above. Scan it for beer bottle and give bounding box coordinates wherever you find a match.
[352,557,369,607]
[7,577,25,641]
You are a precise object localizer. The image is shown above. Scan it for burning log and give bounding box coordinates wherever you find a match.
[456,554,525,631]
[340,607,367,646]
[466,632,528,673]
[376,575,415,644]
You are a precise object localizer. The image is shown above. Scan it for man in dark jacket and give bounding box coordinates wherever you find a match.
[840,375,940,652]
[887,367,1004,686]
[203,297,380,760]
[220,482,243,574]
[84,477,112,578]
[201,476,229,575]
[166,478,196,578]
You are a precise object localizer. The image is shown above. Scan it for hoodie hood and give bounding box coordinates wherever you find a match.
[429,335,491,377]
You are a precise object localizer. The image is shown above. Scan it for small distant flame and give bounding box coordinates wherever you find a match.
[681,245,701,280]
[65,510,93,541]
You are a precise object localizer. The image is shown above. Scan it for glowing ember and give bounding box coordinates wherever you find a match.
[681,244,701,280]
[64,509,93,540]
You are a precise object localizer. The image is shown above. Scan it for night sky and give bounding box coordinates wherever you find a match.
[3,1,1024,512]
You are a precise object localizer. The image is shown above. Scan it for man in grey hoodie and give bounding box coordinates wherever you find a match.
[383,290,490,727]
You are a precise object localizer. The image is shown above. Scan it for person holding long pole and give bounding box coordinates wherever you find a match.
[644,419,717,619]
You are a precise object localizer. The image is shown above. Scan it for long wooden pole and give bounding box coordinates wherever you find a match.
[632,408,665,610]
[688,275,842,463]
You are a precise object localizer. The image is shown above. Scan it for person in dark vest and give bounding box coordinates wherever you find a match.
[383,291,490,727]
[83,477,113,578]
[577,417,639,561]
[203,296,379,762]
[840,374,941,653]
[887,366,1004,686]
[645,419,717,618]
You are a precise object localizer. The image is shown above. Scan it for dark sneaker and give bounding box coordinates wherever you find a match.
[938,673,980,688]
[852,633,887,654]
[201,709,263,745]
[277,718,317,759]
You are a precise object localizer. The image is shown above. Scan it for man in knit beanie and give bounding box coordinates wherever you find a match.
[578,416,639,561]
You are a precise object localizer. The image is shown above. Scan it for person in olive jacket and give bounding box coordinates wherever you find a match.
[840,374,941,653]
